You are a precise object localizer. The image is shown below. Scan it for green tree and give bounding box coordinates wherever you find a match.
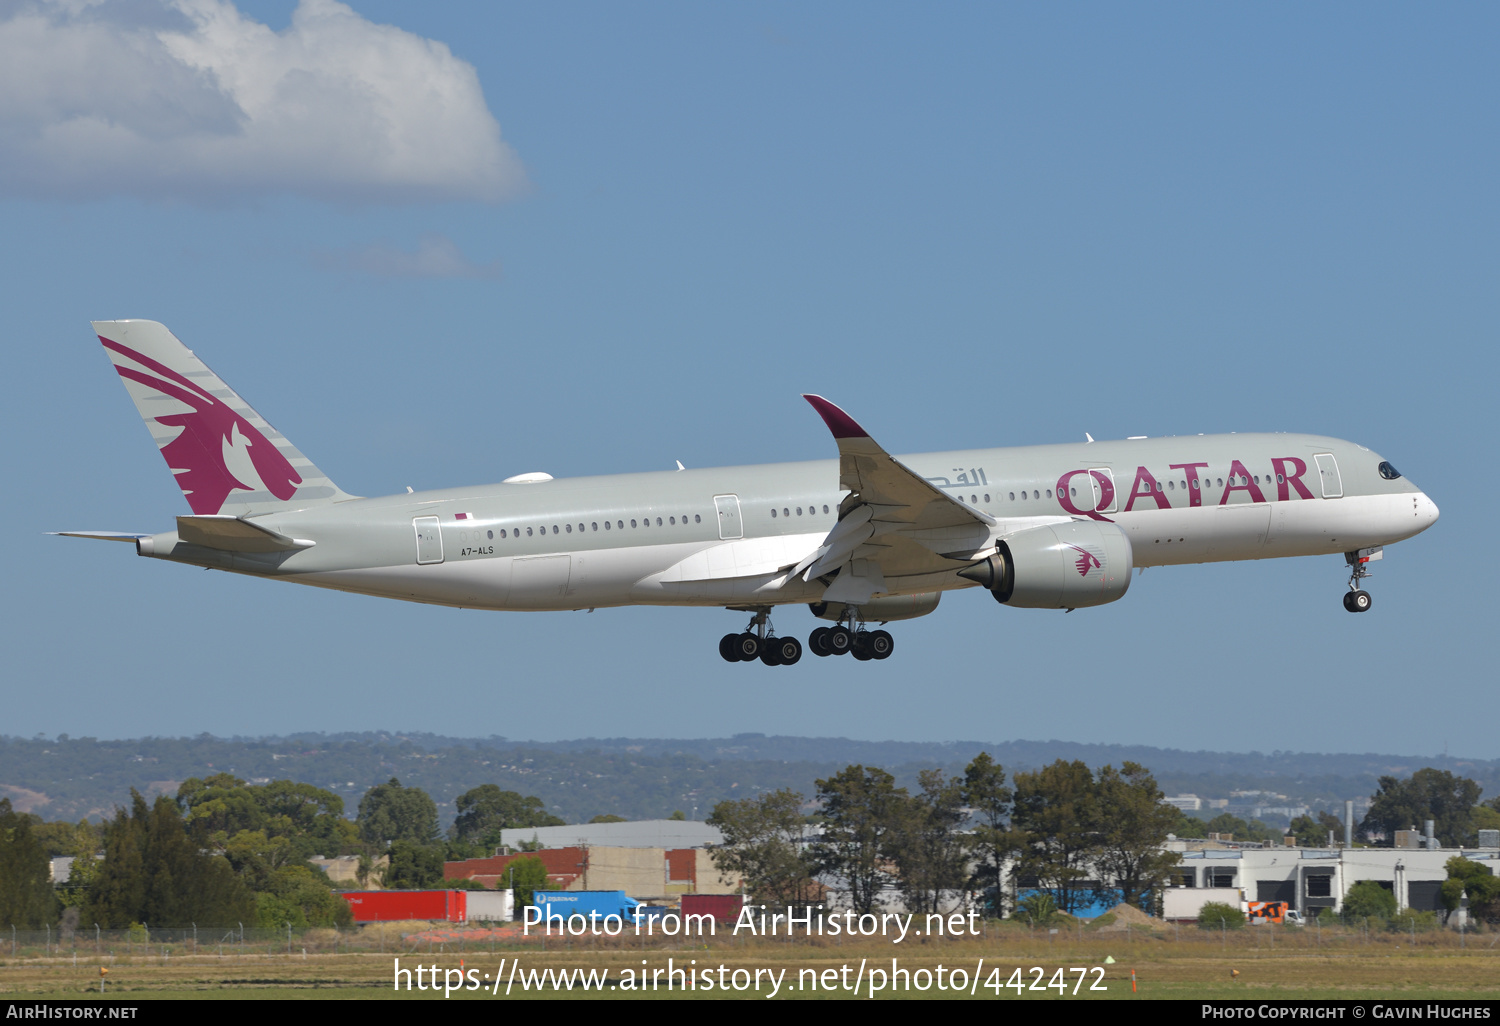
[0,799,55,928]
[253,865,354,930]
[384,840,445,890]
[1471,805,1500,836]
[706,788,817,903]
[59,820,101,910]
[508,855,550,910]
[962,753,1017,918]
[588,814,627,824]
[1017,892,1060,926]
[1171,812,1211,837]
[1441,856,1500,926]
[1198,901,1246,930]
[357,779,439,847]
[178,775,358,863]
[889,769,968,917]
[451,785,563,842]
[1095,762,1181,911]
[1342,880,1397,922]
[1010,760,1102,915]
[810,766,908,914]
[1290,810,1346,847]
[84,792,254,928]
[1361,769,1483,847]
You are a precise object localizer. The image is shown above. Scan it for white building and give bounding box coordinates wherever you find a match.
[1164,843,1499,919]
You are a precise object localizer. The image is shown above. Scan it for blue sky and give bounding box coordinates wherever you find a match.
[3,2,1495,758]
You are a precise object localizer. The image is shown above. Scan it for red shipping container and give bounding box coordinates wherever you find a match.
[680,894,743,924]
[341,890,468,923]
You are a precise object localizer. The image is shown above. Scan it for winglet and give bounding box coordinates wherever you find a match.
[802,395,869,439]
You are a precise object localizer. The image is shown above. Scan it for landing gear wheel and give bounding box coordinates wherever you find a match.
[760,639,783,666]
[809,627,832,656]
[868,630,894,660]
[851,632,873,661]
[826,626,852,655]
[735,633,762,661]
[719,633,743,662]
[771,635,802,665]
[1346,590,1372,613]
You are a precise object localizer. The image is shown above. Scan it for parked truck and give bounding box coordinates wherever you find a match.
[529,890,642,927]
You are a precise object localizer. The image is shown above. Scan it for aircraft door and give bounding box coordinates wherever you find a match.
[1314,454,1343,498]
[413,516,444,564]
[714,494,743,540]
[1087,468,1116,513]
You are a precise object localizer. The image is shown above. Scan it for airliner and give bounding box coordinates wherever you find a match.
[59,320,1439,666]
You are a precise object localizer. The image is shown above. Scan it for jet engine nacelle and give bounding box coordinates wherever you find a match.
[809,592,941,622]
[959,521,1133,609]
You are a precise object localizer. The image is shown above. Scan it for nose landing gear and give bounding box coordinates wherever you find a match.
[1342,548,1379,613]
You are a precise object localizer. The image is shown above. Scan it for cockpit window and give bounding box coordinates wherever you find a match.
[1378,461,1402,480]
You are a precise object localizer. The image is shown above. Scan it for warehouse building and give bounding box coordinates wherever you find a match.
[445,820,738,904]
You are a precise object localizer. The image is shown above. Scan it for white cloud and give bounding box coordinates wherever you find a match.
[0,0,528,202]
[314,233,501,279]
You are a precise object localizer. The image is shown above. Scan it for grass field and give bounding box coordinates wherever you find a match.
[3,921,1497,1000]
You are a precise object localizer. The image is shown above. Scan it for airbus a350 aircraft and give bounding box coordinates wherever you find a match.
[60,320,1439,666]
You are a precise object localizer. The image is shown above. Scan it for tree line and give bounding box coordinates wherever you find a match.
[0,775,564,929]
[707,755,1181,917]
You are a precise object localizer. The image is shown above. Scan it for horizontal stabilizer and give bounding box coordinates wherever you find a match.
[50,531,148,543]
[175,515,312,553]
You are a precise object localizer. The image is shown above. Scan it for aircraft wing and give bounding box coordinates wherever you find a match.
[797,395,994,604]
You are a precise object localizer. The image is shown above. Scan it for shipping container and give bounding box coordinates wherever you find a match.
[681,894,743,924]
[341,890,468,923]
[467,889,516,922]
[1161,887,1243,922]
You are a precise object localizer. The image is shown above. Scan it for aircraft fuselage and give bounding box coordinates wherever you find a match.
[133,433,1437,613]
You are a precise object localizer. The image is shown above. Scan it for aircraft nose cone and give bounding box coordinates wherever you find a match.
[1418,492,1439,527]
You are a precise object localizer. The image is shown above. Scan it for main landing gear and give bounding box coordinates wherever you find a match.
[717,608,895,665]
[809,625,893,660]
[719,610,803,666]
[1342,550,1375,613]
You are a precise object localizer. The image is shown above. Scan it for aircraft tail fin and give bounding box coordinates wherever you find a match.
[93,320,356,516]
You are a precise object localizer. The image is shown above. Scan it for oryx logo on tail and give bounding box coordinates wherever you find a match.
[100,337,302,515]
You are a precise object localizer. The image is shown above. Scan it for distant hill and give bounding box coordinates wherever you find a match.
[2,732,1495,827]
